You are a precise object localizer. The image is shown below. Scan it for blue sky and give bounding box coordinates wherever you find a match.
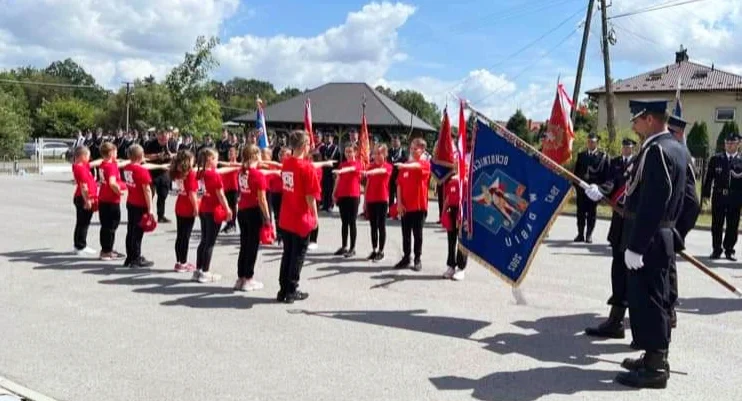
[0,0,740,122]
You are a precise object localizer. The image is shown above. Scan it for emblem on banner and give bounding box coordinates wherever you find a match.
[471,169,530,235]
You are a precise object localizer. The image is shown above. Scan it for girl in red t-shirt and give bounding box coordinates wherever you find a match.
[234,145,272,291]
[193,148,233,283]
[220,146,240,233]
[122,144,155,268]
[394,138,431,271]
[97,142,129,261]
[71,145,99,255]
[364,144,393,262]
[442,173,467,281]
[332,145,363,257]
[266,147,290,244]
[169,150,199,273]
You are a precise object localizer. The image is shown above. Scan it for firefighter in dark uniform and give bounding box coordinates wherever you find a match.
[701,131,742,260]
[573,133,608,243]
[144,129,177,223]
[615,99,687,389]
[318,133,340,211]
[583,138,636,339]
[667,115,700,329]
[388,135,407,207]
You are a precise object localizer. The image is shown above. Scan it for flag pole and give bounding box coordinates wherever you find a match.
[464,102,742,298]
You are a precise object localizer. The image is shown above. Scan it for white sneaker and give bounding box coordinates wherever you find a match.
[244,279,264,291]
[443,267,456,279]
[452,269,465,281]
[197,271,221,283]
[308,243,318,251]
[75,247,97,256]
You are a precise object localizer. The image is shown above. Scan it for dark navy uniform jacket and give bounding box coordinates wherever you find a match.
[702,152,742,203]
[602,155,633,246]
[676,149,700,238]
[574,149,609,185]
[621,132,687,254]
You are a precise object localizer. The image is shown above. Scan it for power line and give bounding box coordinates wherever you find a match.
[440,5,587,98]
[0,78,102,89]
[608,0,709,20]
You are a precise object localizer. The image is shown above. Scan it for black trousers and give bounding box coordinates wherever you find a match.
[196,212,221,272]
[338,196,359,249]
[711,196,741,254]
[321,168,335,210]
[607,245,628,307]
[73,196,94,250]
[237,208,263,279]
[151,174,170,219]
[388,174,398,206]
[175,216,195,264]
[310,227,319,243]
[436,184,444,221]
[575,191,597,236]
[367,201,388,251]
[225,190,238,228]
[446,207,467,269]
[270,192,283,240]
[98,202,121,254]
[125,204,146,261]
[627,231,673,351]
[401,210,425,261]
[278,231,310,294]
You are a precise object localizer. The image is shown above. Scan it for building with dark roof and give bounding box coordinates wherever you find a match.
[231,82,436,143]
[587,46,742,146]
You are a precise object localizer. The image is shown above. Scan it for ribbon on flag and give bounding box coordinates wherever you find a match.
[359,96,370,168]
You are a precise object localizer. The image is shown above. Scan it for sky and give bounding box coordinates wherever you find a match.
[0,0,740,124]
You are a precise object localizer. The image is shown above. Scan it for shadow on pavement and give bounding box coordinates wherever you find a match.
[675,297,742,315]
[541,239,612,258]
[308,264,395,281]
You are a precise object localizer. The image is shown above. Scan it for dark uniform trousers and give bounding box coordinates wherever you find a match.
[621,133,686,352]
[575,190,598,237]
[573,150,608,238]
[607,212,628,307]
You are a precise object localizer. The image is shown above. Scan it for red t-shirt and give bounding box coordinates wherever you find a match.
[237,167,267,210]
[198,168,223,214]
[444,176,461,208]
[334,160,362,199]
[222,169,239,192]
[364,162,392,203]
[72,162,98,199]
[267,166,283,193]
[314,166,322,200]
[122,164,152,208]
[397,159,431,212]
[279,156,321,237]
[174,170,199,217]
[98,160,124,204]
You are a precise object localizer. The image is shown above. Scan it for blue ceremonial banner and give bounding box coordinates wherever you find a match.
[460,118,572,286]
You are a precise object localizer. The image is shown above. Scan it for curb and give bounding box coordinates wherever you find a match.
[0,377,58,401]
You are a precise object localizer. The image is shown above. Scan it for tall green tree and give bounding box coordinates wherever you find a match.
[185,97,223,137]
[687,121,710,159]
[35,97,101,137]
[165,35,220,103]
[506,109,529,140]
[0,90,31,157]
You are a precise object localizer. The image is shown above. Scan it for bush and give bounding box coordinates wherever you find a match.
[687,121,709,159]
[0,91,31,158]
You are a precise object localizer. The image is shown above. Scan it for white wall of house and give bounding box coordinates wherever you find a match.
[592,91,742,150]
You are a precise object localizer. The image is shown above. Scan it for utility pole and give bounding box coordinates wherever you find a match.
[124,82,132,133]
[571,0,596,123]
[600,0,617,141]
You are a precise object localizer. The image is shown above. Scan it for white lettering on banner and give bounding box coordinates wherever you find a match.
[282,172,295,192]
[544,186,560,203]
[504,213,537,247]
[508,254,523,271]
[471,154,509,173]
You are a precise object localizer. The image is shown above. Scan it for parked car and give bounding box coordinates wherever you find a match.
[23,142,72,159]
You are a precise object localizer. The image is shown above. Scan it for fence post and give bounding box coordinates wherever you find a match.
[39,137,45,175]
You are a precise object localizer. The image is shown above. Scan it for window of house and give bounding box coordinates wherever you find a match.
[716,107,736,122]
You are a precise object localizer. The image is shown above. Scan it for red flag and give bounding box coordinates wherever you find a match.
[542,83,574,165]
[431,107,455,182]
[304,98,315,149]
[359,101,370,168]
[457,100,467,224]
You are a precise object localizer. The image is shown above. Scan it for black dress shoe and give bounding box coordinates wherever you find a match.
[585,306,625,338]
[276,291,287,302]
[630,340,641,350]
[158,216,171,223]
[411,260,422,271]
[334,247,347,256]
[343,249,356,258]
[726,253,737,261]
[615,368,668,389]
[366,251,377,260]
[130,257,154,268]
[282,291,309,304]
[585,236,593,244]
[621,355,670,372]
[709,252,722,259]
[573,235,585,242]
[394,258,411,269]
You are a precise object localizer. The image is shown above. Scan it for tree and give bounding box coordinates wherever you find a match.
[716,121,741,152]
[35,97,101,137]
[0,90,31,157]
[184,96,223,137]
[687,121,710,159]
[165,35,220,103]
[506,109,529,140]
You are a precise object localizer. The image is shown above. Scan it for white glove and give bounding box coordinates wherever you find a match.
[585,184,603,202]
[624,249,644,270]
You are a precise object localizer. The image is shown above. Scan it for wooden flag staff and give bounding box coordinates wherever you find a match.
[464,102,741,298]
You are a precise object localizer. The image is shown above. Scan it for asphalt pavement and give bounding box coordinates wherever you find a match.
[1,173,741,401]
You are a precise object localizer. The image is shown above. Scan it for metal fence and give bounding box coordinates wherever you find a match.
[1,138,59,176]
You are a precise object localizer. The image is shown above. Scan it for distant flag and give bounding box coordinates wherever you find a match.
[431,107,455,182]
[673,76,683,118]
[304,98,315,149]
[541,82,575,165]
[256,96,269,149]
[359,96,370,168]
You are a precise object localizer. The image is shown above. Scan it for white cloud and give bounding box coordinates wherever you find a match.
[213,2,416,89]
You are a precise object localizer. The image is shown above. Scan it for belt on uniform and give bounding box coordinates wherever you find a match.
[623,212,676,228]
[714,189,730,195]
